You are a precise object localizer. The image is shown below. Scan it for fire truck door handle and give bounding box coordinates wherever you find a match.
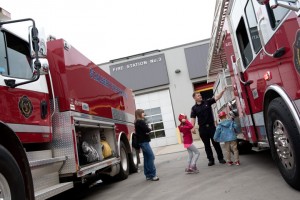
[41,100,48,119]
[257,17,285,58]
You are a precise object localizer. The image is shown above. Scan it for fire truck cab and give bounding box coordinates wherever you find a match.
[0,7,139,200]
[207,0,300,190]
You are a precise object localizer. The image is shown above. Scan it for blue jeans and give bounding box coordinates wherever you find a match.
[139,142,156,178]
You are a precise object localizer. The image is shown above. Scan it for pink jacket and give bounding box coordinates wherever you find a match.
[178,120,194,148]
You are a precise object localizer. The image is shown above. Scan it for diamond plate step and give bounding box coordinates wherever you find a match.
[27,150,52,162]
[29,156,67,168]
[35,182,73,200]
[27,150,72,198]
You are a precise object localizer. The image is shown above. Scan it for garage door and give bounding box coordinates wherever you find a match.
[135,90,177,148]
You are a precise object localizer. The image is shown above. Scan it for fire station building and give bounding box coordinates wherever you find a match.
[98,39,213,148]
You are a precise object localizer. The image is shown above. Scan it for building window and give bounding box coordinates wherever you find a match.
[144,107,166,139]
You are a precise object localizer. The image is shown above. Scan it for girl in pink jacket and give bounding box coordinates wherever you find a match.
[178,114,200,173]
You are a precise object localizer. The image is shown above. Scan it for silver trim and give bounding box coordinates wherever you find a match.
[77,158,119,177]
[48,70,56,118]
[7,123,51,133]
[29,156,67,168]
[72,111,134,127]
[265,85,300,132]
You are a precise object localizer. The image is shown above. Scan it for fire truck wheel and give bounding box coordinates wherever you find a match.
[267,97,300,190]
[116,141,129,180]
[129,148,139,173]
[0,145,26,200]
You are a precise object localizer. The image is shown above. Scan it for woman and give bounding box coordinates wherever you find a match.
[134,109,159,181]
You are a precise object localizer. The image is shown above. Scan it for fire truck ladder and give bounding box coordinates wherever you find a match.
[27,150,73,200]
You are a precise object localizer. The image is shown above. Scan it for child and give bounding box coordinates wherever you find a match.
[214,111,240,166]
[178,114,200,173]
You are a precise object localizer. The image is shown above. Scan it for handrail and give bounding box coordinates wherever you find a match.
[257,17,285,58]
[48,70,56,118]
[231,56,253,86]
[258,17,274,57]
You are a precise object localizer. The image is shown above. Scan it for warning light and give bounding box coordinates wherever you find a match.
[264,71,272,81]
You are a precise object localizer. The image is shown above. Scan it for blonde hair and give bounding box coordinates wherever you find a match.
[135,109,144,122]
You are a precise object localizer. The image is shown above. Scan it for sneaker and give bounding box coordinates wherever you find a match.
[227,161,233,166]
[235,161,240,166]
[192,166,199,173]
[208,160,215,166]
[219,159,226,164]
[185,168,194,173]
[146,177,151,180]
[151,176,159,181]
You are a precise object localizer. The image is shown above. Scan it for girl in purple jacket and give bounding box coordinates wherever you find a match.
[178,114,200,173]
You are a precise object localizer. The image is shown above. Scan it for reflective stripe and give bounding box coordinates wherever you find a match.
[253,112,265,126]
[7,123,51,133]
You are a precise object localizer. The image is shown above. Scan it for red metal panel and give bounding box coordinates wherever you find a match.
[0,86,51,143]
[16,132,52,143]
[244,12,300,113]
[46,39,136,119]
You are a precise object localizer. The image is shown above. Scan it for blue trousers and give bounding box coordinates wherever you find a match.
[140,142,156,178]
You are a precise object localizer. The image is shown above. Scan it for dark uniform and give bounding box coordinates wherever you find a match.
[191,98,224,165]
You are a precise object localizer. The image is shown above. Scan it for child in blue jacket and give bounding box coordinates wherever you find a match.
[214,111,240,166]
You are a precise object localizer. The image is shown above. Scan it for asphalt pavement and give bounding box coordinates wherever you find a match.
[152,139,204,156]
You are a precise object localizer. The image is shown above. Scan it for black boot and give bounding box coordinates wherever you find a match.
[208,160,215,166]
[219,159,226,164]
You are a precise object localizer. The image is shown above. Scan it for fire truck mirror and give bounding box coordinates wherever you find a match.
[37,58,49,75]
[29,26,47,59]
[269,0,300,12]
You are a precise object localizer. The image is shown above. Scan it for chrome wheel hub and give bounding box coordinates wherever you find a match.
[120,148,128,171]
[132,149,138,165]
[0,173,11,200]
[273,120,294,170]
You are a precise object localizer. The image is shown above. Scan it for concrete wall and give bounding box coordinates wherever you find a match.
[98,40,210,143]
[163,45,195,127]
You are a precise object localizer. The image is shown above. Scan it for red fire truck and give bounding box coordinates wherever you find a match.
[207,0,300,190]
[0,8,139,200]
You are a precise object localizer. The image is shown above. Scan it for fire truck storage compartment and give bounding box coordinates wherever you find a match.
[75,120,117,167]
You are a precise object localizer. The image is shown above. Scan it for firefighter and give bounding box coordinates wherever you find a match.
[190,88,227,166]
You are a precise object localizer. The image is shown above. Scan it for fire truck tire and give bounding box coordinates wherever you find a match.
[129,148,139,173]
[0,145,26,200]
[116,141,129,180]
[267,97,300,190]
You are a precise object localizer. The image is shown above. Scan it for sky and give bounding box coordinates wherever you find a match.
[0,0,216,64]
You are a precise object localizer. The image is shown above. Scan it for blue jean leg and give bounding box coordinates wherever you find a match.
[139,142,156,178]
